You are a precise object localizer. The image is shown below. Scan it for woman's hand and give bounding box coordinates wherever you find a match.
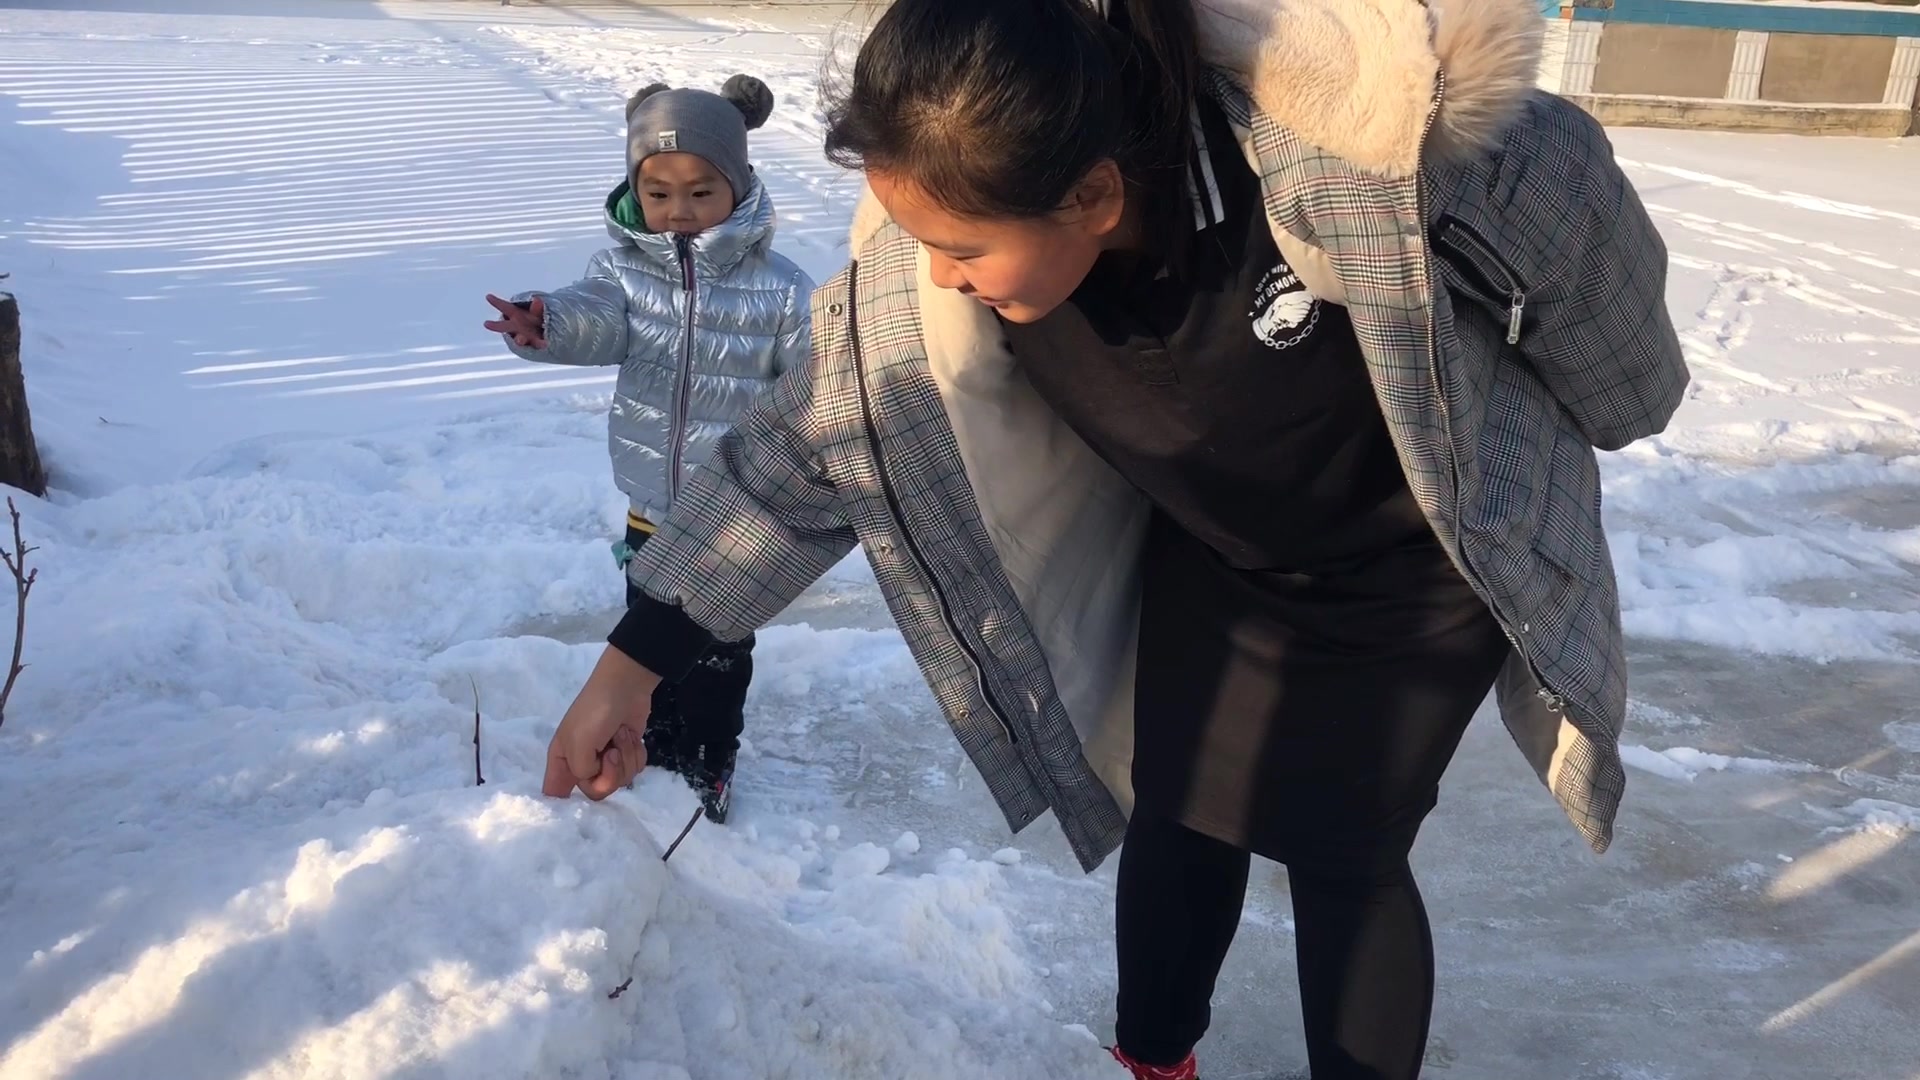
[484,294,547,349]
[542,646,663,800]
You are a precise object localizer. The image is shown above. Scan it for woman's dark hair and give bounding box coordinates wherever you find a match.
[824,0,1200,232]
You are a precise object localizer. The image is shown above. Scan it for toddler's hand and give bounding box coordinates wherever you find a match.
[484,294,547,349]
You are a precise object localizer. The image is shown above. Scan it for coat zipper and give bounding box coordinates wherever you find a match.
[667,235,698,500]
[1415,72,1566,714]
[842,267,1020,744]
[1436,217,1528,346]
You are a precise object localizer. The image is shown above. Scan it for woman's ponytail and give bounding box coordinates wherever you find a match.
[1112,0,1202,177]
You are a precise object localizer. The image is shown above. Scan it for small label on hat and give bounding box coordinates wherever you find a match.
[656,130,678,151]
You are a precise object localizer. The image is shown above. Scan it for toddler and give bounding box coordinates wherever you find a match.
[484,75,814,823]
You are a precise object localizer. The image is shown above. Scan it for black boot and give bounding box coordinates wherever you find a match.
[686,742,736,824]
[642,681,685,777]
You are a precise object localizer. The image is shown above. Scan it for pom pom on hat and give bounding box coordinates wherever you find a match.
[626,82,672,122]
[720,74,774,131]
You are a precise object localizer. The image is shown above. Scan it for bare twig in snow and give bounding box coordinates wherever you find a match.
[606,802,704,998]
[469,675,484,785]
[0,497,36,730]
[662,805,702,862]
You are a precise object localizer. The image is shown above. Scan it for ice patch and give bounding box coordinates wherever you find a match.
[1841,798,1920,836]
[1619,745,1819,783]
[1692,938,1789,973]
[1884,720,1920,753]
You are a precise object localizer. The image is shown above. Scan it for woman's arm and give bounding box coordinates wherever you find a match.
[545,272,860,799]
[1432,94,1688,452]
[612,272,856,675]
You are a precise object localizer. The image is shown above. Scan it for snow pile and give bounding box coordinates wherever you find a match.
[7,783,665,1080]
[1605,441,1920,663]
[0,416,1121,1078]
[0,12,1115,1066]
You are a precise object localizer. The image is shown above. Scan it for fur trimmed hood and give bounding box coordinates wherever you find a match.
[1197,0,1542,178]
[849,0,1541,248]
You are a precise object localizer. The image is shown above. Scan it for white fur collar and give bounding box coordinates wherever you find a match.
[848,0,1542,251]
[1197,0,1542,178]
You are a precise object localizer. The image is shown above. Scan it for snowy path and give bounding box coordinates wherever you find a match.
[0,3,1917,1079]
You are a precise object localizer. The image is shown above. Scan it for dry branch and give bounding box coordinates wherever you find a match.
[0,497,37,729]
[469,676,485,785]
[662,805,702,862]
[605,799,706,999]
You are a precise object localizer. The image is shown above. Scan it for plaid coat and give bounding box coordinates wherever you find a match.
[629,0,1688,871]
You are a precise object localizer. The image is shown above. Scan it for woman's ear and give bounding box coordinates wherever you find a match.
[1067,159,1129,238]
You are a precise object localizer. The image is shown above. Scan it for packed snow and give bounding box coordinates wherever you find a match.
[1,2,1917,1079]
[1616,743,1820,784]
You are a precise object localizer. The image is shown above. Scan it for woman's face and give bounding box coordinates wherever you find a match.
[868,165,1125,324]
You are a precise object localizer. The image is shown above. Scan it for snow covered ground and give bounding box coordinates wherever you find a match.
[0,2,1917,1079]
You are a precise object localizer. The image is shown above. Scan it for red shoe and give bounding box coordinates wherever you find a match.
[1109,1045,1199,1080]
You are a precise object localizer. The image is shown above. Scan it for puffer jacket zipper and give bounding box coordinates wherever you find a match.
[1414,73,1566,714]
[843,267,1020,745]
[668,235,698,499]
[1434,216,1529,346]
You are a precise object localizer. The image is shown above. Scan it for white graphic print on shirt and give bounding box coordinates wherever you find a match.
[1249,262,1321,350]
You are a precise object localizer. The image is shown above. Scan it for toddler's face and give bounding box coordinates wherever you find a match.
[637,153,735,235]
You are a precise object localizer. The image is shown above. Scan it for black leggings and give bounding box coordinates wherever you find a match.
[1114,809,1438,1079]
[624,525,750,753]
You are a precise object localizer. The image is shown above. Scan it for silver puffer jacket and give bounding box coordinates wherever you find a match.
[506,178,813,521]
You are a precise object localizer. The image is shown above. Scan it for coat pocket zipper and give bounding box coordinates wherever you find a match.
[1435,217,1528,346]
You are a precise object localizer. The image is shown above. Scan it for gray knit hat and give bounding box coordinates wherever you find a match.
[625,75,774,204]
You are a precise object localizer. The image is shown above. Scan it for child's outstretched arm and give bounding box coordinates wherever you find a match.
[483,250,630,367]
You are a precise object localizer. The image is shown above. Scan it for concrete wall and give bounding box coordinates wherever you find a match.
[1567,94,1920,137]
[1592,23,1738,97]
[1543,0,1920,135]
[1759,33,1899,103]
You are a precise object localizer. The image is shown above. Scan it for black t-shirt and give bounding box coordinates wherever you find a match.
[998,100,1501,852]
[1000,99,1433,574]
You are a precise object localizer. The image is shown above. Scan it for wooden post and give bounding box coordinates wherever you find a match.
[0,292,47,499]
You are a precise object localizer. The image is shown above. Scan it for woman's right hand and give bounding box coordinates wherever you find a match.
[542,646,663,800]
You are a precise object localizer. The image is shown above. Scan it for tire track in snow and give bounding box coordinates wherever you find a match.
[1647,202,1920,292]
[1662,252,1920,412]
[1622,157,1920,234]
